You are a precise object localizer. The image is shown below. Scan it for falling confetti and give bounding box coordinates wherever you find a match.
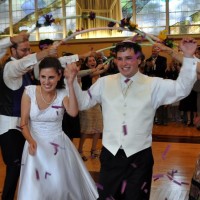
[51,105,64,109]
[35,169,40,180]
[131,163,137,168]
[45,172,51,179]
[16,123,28,130]
[105,196,115,200]
[122,125,127,135]
[121,180,127,194]
[143,189,148,193]
[141,182,147,190]
[95,182,104,190]
[87,89,92,99]
[50,142,60,155]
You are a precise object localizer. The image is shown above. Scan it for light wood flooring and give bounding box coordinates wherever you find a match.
[1,121,200,199]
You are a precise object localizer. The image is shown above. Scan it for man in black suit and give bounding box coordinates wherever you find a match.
[145,46,168,125]
[145,46,167,78]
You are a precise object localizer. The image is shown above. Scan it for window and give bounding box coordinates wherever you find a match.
[169,0,200,34]
[0,0,76,41]
[0,0,199,41]
[122,0,200,35]
[135,0,167,35]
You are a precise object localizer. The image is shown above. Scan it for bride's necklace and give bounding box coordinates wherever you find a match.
[40,87,57,105]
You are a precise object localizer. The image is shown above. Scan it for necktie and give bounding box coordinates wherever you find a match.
[123,78,132,97]
[124,78,130,84]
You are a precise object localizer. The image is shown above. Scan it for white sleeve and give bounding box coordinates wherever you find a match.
[59,54,79,68]
[4,53,38,90]
[151,57,197,109]
[33,62,40,80]
[0,37,12,59]
[77,69,92,77]
[65,77,100,111]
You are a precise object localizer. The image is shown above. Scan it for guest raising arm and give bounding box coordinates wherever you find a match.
[154,37,200,79]
[0,32,29,59]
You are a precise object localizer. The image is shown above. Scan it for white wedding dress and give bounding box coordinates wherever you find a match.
[17,85,98,200]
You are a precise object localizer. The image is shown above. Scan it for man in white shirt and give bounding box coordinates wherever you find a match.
[0,37,58,200]
[65,38,198,200]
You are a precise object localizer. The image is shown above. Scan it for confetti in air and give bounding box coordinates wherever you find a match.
[51,105,64,109]
[16,123,27,130]
[50,142,60,155]
[14,159,24,166]
[121,180,127,194]
[123,124,127,135]
[141,182,147,190]
[131,163,138,168]
[143,189,148,193]
[95,182,104,190]
[45,172,51,179]
[35,169,40,180]
[87,89,92,99]
[105,196,115,200]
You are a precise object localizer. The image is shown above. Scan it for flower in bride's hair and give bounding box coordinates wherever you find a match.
[88,11,96,20]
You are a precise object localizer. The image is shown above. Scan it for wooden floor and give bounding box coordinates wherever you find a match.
[1,121,200,199]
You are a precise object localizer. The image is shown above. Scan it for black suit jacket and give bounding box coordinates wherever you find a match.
[145,55,167,78]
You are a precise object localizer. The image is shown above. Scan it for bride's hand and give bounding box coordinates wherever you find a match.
[28,139,37,156]
[64,62,78,85]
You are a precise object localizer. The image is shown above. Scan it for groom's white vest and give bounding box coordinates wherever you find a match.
[101,72,155,157]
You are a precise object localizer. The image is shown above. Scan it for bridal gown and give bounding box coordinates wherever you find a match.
[17,85,98,200]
